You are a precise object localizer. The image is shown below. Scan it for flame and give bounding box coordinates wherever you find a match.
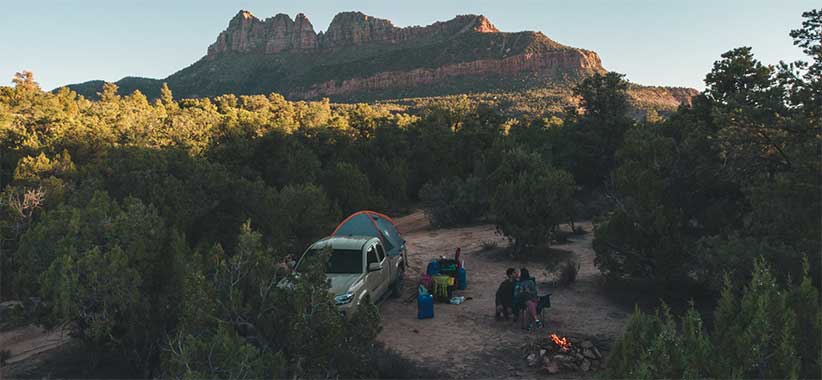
[550,334,572,351]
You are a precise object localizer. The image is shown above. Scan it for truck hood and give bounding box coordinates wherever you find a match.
[327,273,364,296]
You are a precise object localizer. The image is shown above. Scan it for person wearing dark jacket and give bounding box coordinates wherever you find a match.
[495,268,517,320]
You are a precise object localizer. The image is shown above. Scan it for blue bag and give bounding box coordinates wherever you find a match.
[426,260,440,276]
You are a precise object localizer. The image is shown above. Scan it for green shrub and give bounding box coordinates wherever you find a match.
[554,260,579,287]
[491,164,575,255]
[322,162,384,216]
[480,240,499,251]
[607,257,817,379]
[17,192,188,373]
[162,222,383,379]
[419,175,488,227]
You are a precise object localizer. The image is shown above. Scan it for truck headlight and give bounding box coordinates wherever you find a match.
[335,291,354,305]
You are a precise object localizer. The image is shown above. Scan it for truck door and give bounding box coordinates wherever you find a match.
[374,243,389,298]
[365,244,384,300]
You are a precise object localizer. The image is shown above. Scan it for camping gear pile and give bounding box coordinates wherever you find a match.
[523,334,607,373]
[417,250,468,319]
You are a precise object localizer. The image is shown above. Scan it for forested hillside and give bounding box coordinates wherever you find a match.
[1,8,819,380]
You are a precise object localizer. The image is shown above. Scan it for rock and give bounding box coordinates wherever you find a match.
[593,346,602,359]
[562,362,579,371]
[553,354,572,363]
[526,353,539,367]
[581,359,591,372]
[208,11,500,57]
[192,9,616,102]
[592,359,600,368]
[575,353,585,361]
[543,359,560,374]
[539,349,547,357]
[581,340,594,349]
[583,348,597,359]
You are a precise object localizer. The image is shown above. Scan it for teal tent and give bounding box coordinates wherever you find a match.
[332,211,404,257]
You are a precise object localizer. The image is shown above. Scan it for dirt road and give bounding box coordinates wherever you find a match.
[377,211,631,379]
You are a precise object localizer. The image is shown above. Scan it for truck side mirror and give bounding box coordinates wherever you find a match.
[368,262,383,272]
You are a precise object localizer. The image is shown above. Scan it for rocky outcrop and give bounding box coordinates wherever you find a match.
[291,49,603,99]
[320,12,499,48]
[207,11,318,56]
[627,86,699,108]
[206,11,502,58]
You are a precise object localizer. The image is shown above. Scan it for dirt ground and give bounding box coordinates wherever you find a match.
[377,211,632,379]
[0,322,71,376]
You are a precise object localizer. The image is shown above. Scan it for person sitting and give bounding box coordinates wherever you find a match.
[515,268,541,330]
[495,268,516,320]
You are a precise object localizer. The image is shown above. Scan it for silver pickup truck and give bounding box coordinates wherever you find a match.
[296,235,405,318]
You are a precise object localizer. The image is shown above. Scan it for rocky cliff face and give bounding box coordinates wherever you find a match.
[207,11,317,55]
[291,49,603,99]
[196,10,605,100]
[207,11,501,57]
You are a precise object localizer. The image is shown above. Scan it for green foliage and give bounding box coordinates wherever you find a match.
[164,222,381,379]
[490,151,575,254]
[20,192,185,372]
[608,259,817,379]
[419,176,488,227]
[323,162,383,216]
[554,72,634,189]
[593,14,821,292]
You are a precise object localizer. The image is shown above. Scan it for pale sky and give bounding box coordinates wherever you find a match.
[1,0,816,91]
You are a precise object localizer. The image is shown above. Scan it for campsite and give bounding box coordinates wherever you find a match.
[1,210,628,378]
[1,4,820,379]
[378,212,627,378]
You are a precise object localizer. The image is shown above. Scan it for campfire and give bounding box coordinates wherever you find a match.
[549,334,571,351]
[524,333,606,374]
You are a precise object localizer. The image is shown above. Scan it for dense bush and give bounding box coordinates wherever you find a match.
[162,222,382,379]
[491,153,575,255]
[607,258,820,379]
[419,175,488,227]
[20,192,185,372]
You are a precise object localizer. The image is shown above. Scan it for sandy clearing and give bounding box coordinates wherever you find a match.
[377,211,631,379]
[0,323,71,376]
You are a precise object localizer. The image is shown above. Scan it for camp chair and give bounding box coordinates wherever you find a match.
[537,293,552,323]
[432,275,451,302]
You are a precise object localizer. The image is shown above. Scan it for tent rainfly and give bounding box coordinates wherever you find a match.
[332,210,404,257]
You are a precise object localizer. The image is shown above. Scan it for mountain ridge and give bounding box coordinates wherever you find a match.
[64,10,695,112]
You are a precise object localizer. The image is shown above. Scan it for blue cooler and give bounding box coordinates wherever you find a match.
[417,293,434,319]
[457,267,467,290]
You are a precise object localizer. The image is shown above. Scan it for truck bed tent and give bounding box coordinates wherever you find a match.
[332,211,404,257]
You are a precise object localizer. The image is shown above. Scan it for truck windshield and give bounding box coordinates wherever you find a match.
[305,248,362,274]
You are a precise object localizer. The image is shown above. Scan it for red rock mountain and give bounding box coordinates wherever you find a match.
[160,10,607,100]
[67,10,694,110]
[207,11,502,55]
